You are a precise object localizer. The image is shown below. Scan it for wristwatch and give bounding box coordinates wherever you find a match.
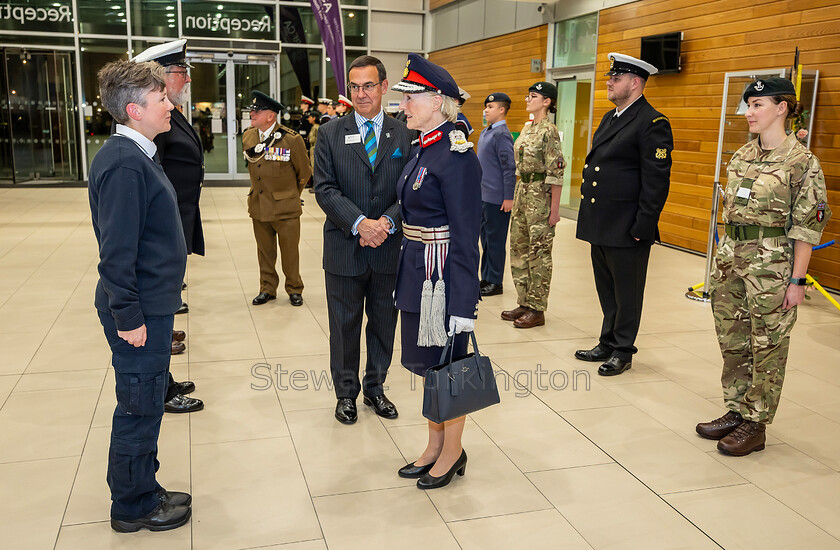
[789,277,807,286]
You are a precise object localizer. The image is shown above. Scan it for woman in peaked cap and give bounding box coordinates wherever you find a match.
[389,53,482,490]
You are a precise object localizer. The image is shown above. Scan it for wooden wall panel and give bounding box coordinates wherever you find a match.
[429,26,549,147]
[598,0,840,291]
[430,0,457,10]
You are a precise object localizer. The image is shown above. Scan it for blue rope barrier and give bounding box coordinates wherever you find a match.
[813,239,835,251]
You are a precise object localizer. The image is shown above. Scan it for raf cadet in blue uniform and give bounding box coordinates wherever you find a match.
[390,53,482,490]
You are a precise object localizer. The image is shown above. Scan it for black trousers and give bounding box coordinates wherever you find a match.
[325,268,398,399]
[480,201,512,285]
[590,244,652,361]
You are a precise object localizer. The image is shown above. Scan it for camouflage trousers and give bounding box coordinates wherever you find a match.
[509,178,555,311]
[710,235,796,424]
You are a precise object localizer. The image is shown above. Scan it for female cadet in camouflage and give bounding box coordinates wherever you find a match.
[500,82,564,329]
[696,77,831,456]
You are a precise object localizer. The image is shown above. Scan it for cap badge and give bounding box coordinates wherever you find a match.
[449,130,474,153]
[252,97,257,104]
[609,55,615,69]
[754,80,764,91]
[536,83,542,90]
[488,95,494,101]
[403,59,410,78]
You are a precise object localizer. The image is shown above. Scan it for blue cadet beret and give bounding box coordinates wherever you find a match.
[529,82,557,101]
[485,92,511,105]
[249,90,283,113]
[392,53,460,100]
[742,77,797,103]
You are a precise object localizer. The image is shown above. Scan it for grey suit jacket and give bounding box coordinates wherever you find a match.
[314,113,413,277]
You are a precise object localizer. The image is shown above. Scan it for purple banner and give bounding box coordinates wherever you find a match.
[309,0,345,94]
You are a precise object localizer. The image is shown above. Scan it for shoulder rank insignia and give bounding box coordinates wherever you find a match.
[652,116,668,124]
[413,167,427,190]
[449,130,473,153]
[655,148,668,159]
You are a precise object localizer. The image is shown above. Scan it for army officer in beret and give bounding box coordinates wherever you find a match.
[244,90,312,307]
[574,52,673,376]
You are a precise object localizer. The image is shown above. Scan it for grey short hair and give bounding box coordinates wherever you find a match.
[98,60,166,124]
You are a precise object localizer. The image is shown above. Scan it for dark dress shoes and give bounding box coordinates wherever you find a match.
[363,394,398,419]
[398,460,435,479]
[181,282,187,291]
[480,279,489,288]
[335,398,358,424]
[574,344,613,362]
[598,356,632,376]
[175,302,189,315]
[172,330,186,342]
[500,305,529,321]
[252,292,276,305]
[156,487,192,507]
[164,394,204,413]
[514,309,545,329]
[696,411,743,440]
[717,420,766,456]
[480,283,503,297]
[417,449,467,490]
[289,293,303,307]
[110,501,191,533]
[174,380,195,395]
[171,341,186,355]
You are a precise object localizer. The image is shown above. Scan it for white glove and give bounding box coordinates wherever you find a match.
[448,316,475,336]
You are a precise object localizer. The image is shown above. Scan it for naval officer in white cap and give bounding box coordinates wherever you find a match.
[574,52,674,376]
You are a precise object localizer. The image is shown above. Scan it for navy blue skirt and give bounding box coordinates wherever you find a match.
[400,311,469,376]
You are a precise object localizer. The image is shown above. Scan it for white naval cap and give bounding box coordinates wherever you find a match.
[317,97,332,104]
[605,52,658,80]
[337,94,352,107]
[132,39,192,68]
[300,95,315,105]
[458,87,471,101]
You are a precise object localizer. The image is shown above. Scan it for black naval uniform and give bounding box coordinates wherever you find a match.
[575,95,672,361]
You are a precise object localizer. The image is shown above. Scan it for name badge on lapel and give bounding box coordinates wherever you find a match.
[345,134,362,144]
[413,167,427,191]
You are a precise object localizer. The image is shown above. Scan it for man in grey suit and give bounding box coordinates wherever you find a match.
[314,55,413,425]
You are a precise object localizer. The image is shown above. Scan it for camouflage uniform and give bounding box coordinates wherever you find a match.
[711,132,831,423]
[509,118,565,311]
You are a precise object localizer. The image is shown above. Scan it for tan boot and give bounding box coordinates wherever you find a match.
[514,309,545,329]
[501,306,529,321]
[696,411,743,440]
[717,420,766,456]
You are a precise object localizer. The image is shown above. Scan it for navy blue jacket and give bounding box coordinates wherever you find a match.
[476,120,516,204]
[394,121,482,319]
[88,136,187,331]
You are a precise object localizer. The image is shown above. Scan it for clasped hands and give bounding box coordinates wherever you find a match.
[358,217,392,248]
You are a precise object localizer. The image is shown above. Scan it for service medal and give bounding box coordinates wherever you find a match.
[413,167,427,190]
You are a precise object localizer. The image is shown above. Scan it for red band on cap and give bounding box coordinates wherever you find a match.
[405,70,436,90]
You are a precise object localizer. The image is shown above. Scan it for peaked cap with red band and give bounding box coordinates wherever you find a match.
[392,53,460,99]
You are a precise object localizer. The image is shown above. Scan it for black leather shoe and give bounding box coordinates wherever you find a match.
[480,280,490,289]
[110,501,191,533]
[175,302,189,315]
[417,449,467,490]
[164,394,204,413]
[575,344,612,362]
[598,356,632,376]
[335,398,357,424]
[181,282,187,291]
[174,381,195,395]
[172,330,186,342]
[289,293,303,307]
[252,292,276,305]
[171,341,186,355]
[480,283,503,297]
[156,487,192,507]
[399,460,435,478]
[363,394,398,419]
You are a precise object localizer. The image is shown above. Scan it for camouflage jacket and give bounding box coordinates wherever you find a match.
[724,132,831,245]
[514,118,565,186]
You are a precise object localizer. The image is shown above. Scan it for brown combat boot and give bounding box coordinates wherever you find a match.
[696,411,743,440]
[501,306,529,321]
[514,309,545,329]
[717,420,766,456]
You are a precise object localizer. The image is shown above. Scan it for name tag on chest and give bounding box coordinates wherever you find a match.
[345,134,362,144]
[736,187,751,199]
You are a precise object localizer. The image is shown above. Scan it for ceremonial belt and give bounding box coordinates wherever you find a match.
[520,172,545,183]
[724,224,786,240]
[402,223,450,244]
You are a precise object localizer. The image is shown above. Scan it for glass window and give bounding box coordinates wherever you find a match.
[341,0,367,6]
[130,0,178,39]
[182,0,276,41]
[279,48,322,110]
[0,35,75,47]
[80,39,129,170]
[325,51,362,103]
[552,13,597,68]
[278,6,321,45]
[78,0,129,35]
[342,8,366,48]
[0,0,74,34]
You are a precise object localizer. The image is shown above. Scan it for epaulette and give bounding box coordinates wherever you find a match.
[449,130,473,153]
[279,124,295,136]
[652,116,669,124]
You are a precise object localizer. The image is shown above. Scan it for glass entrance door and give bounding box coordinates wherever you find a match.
[188,53,275,180]
[1,48,79,183]
[553,73,593,214]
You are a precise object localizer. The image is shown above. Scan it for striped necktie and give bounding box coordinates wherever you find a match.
[364,120,377,165]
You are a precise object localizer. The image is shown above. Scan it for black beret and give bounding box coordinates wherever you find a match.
[485,92,511,105]
[742,77,797,103]
[529,82,556,101]
[249,90,283,113]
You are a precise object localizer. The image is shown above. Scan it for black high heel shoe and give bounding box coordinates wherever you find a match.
[416,450,467,489]
[398,460,435,479]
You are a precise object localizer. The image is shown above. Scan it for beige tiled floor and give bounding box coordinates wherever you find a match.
[1,186,839,549]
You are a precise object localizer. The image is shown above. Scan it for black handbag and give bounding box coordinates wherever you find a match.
[422,332,501,423]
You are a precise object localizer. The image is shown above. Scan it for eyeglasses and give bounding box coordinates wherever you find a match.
[347,81,382,94]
